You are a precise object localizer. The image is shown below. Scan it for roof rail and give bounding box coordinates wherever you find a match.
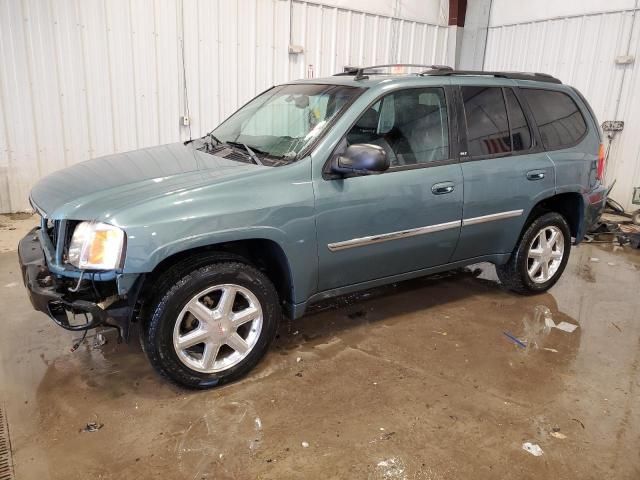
[335,64,453,81]
[420,69,562,84]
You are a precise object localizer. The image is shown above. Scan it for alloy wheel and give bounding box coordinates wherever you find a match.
[172,284,263,373]
[526,225,565,283]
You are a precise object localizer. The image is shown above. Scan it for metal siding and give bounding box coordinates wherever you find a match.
[485,9,640,211]
[0,0,451,213]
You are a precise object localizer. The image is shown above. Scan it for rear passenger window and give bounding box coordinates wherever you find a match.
[505,89,532,151]
[461,87,510,156]
[522,89,587,149]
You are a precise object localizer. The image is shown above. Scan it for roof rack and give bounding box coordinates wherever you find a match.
[420,69,562,84]
[334,64,453,81]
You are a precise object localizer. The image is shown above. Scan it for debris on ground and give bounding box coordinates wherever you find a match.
[81,421,103,433]
[543,314,579,334]
[554,321,579,333]
[586,208,640,248]
[4,282,17,288]
[544,315,556,331]
[301,441,309,448]
[376,457,406,478]
[93,332,107,348]
[550,431,567,439]
[610,322,622,333]
[369,431,396,444]
[590,257,600,262]
[521,305,553,350]
[296,357,302,363]
[503,331,527,348]
[432,330,447,336]
[522,442,544,456]
[571,418,586,429]
[543,347,559,353]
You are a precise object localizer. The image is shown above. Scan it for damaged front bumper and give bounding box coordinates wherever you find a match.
[18,227,142,340]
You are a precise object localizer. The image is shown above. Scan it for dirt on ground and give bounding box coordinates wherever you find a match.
[0,215,639,479]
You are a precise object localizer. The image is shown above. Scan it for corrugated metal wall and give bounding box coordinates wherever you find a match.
[484,7,640,211]
[0,0,450,213]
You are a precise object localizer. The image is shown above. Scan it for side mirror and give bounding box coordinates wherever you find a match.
[330,144,389,176]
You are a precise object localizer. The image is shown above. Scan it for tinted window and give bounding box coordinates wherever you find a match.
[346,88,449,166]
[505,88,532,151]
[522,89,587,149]
[461,86,510,156]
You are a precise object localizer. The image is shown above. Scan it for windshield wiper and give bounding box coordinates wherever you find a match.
[225,141,264,165]
[242,144,263,165]
[185,132,223,151]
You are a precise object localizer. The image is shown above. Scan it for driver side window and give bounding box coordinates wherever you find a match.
[345,87,449,167]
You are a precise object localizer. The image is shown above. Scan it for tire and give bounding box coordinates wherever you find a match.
[496,212,571,294]
[143,259,280,389]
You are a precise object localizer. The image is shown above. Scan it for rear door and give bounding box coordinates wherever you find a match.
[451,82,556,261]
[314,86,463,291]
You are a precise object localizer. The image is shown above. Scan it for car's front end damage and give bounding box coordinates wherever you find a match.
[18,209,143,341]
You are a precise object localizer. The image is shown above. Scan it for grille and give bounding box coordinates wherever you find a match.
[0,405,14,480]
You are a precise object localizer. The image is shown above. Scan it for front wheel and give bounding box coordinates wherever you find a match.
[496,212,571,294]
[143,261,280,389]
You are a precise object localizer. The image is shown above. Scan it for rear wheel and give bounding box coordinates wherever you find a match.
[143,260,280,389]
[496,212,571,294]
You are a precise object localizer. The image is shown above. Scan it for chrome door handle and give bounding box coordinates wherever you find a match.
[432,182,455,195]
[526,170,545,181]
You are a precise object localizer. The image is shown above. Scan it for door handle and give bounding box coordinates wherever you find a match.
[526,170,545,181]
[432,182,455,195]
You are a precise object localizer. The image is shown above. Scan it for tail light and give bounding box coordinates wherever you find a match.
[597,143,605,181]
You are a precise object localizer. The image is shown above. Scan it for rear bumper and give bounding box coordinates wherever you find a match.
[579,184,608,241]
[18,228,141,338]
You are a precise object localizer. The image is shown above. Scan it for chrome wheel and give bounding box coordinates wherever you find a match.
[527,226,565,283]
[172,284,263,373]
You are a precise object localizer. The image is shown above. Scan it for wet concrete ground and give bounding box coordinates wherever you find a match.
[1,215,639,479]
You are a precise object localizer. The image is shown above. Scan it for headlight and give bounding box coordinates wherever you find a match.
[67,222,125,270]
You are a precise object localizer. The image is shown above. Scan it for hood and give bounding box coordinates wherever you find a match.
[30,142,265,220]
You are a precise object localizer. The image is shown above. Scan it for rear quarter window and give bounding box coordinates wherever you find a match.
[521,88,588,149]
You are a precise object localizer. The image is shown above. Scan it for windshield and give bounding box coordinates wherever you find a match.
[210,84,362,163]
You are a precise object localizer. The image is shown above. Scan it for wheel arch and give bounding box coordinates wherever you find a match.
[524,192,584,240]
[140,238,295,313]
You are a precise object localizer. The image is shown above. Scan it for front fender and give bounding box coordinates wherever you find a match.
[146,226,290,269]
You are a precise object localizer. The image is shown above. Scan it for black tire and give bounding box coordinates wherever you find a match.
[496,212,571,294]
[143,258,280,389]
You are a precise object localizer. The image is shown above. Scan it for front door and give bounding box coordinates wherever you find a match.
[313,86,463,292]
[451,83,556,261]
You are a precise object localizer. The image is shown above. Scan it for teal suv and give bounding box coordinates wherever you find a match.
[19,65,607,388]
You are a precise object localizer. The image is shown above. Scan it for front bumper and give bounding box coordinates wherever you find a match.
[18,227,142,339]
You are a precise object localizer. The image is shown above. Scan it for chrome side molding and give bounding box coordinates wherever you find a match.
[327,220,462,252]
[327,209,524,252]
[461,209,524,226]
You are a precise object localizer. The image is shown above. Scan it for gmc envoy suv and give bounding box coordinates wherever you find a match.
[19,65,607,388]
